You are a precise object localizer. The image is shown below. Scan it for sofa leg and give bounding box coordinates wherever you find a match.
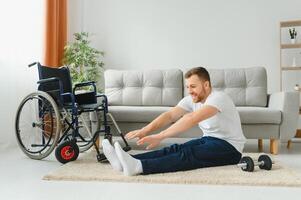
[258,139,263,152]
[270,139,278,155]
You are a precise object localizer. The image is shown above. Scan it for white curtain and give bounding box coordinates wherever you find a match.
[0,0,45,151]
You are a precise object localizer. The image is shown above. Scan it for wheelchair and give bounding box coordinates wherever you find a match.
[15,62,130,164]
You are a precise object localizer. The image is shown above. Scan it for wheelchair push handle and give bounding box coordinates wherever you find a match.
[28,62,37,67]
[28,62,41,68]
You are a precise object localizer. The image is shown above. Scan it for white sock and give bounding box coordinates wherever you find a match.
[114,142,143,176]
[102,139,123,172]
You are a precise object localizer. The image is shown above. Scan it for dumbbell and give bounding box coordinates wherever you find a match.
[237,154,273,172]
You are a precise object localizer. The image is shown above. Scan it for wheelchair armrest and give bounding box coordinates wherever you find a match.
[37,77,61,85]
[74,81,95,87]
[73,81,97,94]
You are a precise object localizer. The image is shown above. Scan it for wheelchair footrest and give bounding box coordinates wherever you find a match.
[97,153,108,163]
[123,146,131,152]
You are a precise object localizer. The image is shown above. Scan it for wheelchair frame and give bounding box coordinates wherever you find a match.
[15,62,130,163]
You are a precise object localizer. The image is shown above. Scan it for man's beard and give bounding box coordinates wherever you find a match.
[191,94,205,103]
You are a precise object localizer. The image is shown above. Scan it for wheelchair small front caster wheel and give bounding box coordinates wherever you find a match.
[55,141,79,164]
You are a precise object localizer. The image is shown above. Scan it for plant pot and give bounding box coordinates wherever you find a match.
[294,84,300,91]
[292,57,297,67]
[291,38,296,44]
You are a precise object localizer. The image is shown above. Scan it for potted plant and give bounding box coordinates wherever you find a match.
[289,28,297,44]
[63,32,104,92]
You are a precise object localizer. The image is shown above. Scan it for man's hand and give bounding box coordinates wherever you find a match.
[125,129,147,140]
[137,134,163,150]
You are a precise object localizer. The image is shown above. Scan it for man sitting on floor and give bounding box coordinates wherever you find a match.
[102,67,246,176]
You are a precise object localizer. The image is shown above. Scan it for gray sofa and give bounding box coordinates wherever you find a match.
[104,67,299,154]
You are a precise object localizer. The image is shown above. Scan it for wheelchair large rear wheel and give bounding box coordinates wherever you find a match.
[15,91,61,160]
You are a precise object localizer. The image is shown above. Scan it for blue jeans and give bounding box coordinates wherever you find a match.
[132,136,242,175]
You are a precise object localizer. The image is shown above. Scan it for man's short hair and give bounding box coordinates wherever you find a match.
[184,67,211,86]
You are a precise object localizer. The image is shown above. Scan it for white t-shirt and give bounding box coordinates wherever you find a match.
[177,90,246,153]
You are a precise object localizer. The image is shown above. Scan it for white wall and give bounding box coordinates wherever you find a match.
[69,0,301,94]
[0,0,44,149]
[1,0,301,150]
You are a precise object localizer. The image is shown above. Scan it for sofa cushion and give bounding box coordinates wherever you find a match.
[237,107,281,124]
[108,106,172,122]
[105,69,183,106]
[183,67,267,107]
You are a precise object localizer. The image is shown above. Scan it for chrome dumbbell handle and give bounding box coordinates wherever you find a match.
[237,160,264,167]
[236,163,246,169]
[254,160,265,166]
[237,162,246,168]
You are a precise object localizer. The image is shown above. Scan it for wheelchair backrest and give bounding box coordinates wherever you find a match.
[37,64,72,104]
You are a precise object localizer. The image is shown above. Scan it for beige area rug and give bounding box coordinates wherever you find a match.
[43,150,301,187]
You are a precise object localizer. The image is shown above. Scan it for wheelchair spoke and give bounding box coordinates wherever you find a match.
[18,121,34,128]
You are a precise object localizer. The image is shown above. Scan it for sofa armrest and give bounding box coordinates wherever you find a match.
[268,91,299,141]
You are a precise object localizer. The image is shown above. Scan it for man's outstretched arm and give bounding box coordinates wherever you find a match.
[137,105,219,149]
[125,106,188,140]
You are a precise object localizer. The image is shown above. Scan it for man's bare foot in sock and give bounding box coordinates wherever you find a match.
[102,139,123,172]
[114,142,143,176]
